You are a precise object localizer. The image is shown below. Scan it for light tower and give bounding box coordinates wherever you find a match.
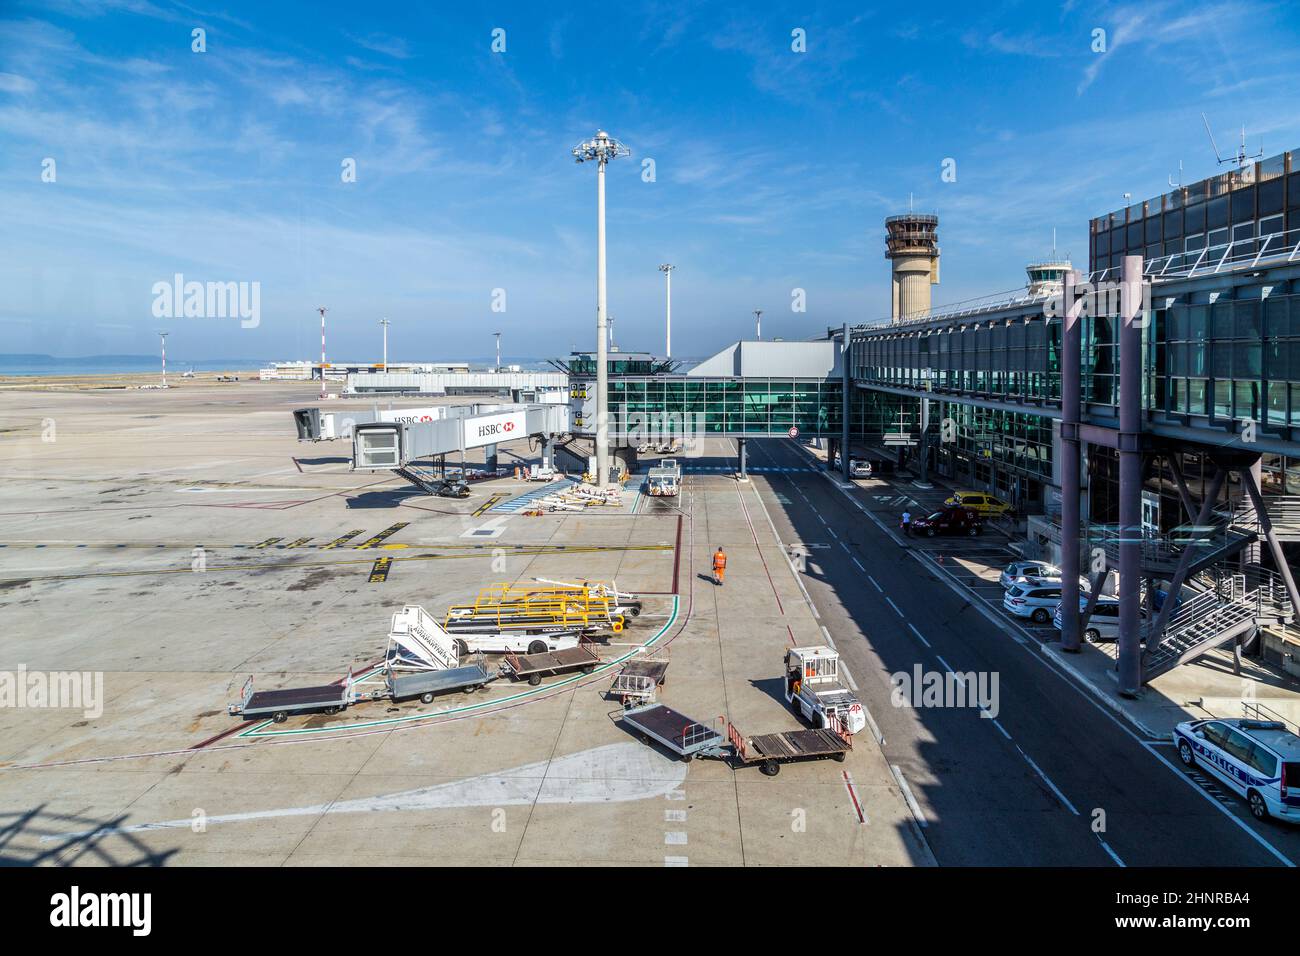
[380,318,390,372]
[317,306,328,399]
[572,129,631,486]
[753,309,763,340]
[157,331,169,388]
[493,331,501,372]
[658,263,675,358]
[885,213,940,322]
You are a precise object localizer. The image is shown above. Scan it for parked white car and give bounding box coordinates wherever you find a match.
[1003,583,1068,625]
[999,561,1061,590]
[1174,717,1300,822]
[1051,596,1148,642]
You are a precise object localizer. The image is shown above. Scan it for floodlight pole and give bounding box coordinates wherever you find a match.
[659,264,675,358]
[380,318,390,373]
[318,306,328,400]
[572,129,631,486]
[158,331,169,388]
[494,331,502,372]
[754,309,763,340]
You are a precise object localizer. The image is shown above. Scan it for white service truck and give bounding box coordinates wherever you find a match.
[784,646,866,735]
[646,459,681,497]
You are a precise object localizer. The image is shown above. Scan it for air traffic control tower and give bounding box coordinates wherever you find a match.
[885,213,940,323]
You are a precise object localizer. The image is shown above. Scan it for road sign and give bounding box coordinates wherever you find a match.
[788,426,799,439]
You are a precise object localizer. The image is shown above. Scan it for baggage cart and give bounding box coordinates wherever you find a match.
[500,642,603,686]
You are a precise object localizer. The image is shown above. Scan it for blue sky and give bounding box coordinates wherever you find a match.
[3,0,1300,364]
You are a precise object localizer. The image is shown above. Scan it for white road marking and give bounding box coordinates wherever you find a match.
[664,831,688,845]
[665,809,687,823]
[885,597,904,618]
[43,743,687,840]
[867,575,884,592]
[935,653,956,674]
[1098,838,1126,867]
[820,625,836,649]
[907,624,931,648]
[988,716,1013,741]
[851,556,866,572]
[664,856,689,867]
[1016,746,1080,815]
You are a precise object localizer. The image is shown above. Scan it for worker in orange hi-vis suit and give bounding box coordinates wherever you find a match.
[712,546,727,586]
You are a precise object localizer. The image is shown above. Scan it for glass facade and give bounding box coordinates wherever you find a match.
[851,291,1300,432]
[1089,151,1297,277]
[852,310,1060,402]
[1160,294,1300,427]
[591,376,855,436]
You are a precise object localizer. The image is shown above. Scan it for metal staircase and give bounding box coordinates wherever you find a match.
[1143,588,1261,681]
[1223,495,1300,542]
[1086,519,1256,576]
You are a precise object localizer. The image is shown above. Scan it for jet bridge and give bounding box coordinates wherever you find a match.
[351,403,570,495]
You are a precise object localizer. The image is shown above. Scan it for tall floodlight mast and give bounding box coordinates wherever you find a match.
[658,264,675,358]
[380,318,390,373]
[317,306,328,400]
[493,331,502,372]
[157,331,169,388]
[572,129,630,486]
[753,309,763,340]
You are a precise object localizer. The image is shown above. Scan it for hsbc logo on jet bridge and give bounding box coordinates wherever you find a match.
[463,412,525,450]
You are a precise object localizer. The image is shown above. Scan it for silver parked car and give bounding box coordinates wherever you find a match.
[999,561,1061,590]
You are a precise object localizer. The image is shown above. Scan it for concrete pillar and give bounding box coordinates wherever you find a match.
[738,438,748,480]
[540,436,552,469]
[1059,270,1085,652]
[1117,255,1144,697]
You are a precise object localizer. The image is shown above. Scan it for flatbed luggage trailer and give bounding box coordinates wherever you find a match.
[500,641,603,686]
[346,655,496,705]
[228,675,350,723]
[620,704,852,777]
[609,652,670,706]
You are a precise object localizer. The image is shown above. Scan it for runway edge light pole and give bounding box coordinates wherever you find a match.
[572,129,630,486]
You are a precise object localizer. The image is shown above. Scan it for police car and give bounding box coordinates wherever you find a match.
[1174,717,1300,823]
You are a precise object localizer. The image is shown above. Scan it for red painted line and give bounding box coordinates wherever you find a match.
[671,514,683,595]
[190,721,253,750]
[734,481,784,616]
[843,770,866,824]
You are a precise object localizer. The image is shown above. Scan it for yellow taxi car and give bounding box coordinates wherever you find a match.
[942,490,1013,516]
